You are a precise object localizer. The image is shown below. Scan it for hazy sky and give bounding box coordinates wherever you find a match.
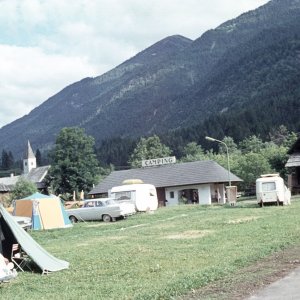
[0,0,269,128]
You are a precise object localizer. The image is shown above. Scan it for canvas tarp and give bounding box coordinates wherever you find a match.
[0,205,69,273]
[15,192,72,230]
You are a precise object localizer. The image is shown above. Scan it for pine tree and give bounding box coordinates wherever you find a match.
[36,149,42,166]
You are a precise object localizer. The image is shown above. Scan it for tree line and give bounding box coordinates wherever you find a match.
[1,125,297,203]
[48,125,296,198]
[126,126,297,191]
[0,148,44,176]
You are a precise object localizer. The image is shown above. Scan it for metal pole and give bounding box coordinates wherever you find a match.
[205,136,231,187]
[223,142,231,187]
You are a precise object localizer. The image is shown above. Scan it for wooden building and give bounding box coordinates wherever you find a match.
[285,138,300,194]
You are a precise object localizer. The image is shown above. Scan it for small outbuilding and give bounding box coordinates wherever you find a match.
[89,160,242,206]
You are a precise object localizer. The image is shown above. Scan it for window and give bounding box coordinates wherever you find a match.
[149,189,156,196]
[84,201,95,208]
[170,191,174,198]
[262,182,276,192]
[113,191,131,201]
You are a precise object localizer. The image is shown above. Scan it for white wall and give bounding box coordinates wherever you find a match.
[198,184,211,205]
[165,184,212,206]
[23,157,36,174]
[210,183,226,204]
[165,188,179,206]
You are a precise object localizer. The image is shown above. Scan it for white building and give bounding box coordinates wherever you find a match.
[23,141,37,174]
[89,160,242,206]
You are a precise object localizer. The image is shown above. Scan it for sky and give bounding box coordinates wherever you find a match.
[0,0,269,129]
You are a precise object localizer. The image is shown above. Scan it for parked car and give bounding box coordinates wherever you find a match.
[66,198,135,223]
[13,216,32,231]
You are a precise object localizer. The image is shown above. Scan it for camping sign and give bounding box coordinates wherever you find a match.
[142,156,176,167]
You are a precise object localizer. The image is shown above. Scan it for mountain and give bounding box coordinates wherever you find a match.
[0,34,194,156]
[0,0,300,158]
[163,0,300,130]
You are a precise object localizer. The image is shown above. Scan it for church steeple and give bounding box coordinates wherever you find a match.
[23,140,36,174]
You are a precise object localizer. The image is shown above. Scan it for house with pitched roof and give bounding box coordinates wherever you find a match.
[89,160,242,206]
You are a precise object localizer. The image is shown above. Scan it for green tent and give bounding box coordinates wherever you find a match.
[0,205,69,274]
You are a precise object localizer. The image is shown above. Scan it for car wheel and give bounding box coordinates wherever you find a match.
[102,214,112,222]
[69,215,78,223]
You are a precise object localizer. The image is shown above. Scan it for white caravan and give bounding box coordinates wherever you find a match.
[256,174,291,207]
[110,183,158,212]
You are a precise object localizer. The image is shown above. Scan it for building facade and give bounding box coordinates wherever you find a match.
[89,160,242,206]
[285,138,300,194]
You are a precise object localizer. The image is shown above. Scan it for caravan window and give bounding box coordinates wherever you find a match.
[262,182,276,192]
[113,191,132,201]
[149,189,156,196]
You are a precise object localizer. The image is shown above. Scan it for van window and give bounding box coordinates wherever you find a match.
[262,182,276,192]
[113,191,131,201]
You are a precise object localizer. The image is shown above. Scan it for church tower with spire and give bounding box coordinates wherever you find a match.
[23,140,37,174]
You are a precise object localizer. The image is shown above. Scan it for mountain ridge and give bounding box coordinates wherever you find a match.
[0,0,299,158]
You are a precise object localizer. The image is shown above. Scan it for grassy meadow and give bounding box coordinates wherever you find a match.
[1,198,300,299]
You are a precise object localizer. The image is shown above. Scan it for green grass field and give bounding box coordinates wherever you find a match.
[2,198,300,299]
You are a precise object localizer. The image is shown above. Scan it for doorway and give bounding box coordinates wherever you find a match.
[179,189,199,204]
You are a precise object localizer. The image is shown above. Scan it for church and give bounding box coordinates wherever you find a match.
[0,141,50,198]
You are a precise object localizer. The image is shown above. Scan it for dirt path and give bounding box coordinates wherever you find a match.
[178,245,300,300]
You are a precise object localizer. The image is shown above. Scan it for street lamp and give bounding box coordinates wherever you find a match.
[205,136,231,187]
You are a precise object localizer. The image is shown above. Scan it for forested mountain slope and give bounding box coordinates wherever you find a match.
[0,0,299,158]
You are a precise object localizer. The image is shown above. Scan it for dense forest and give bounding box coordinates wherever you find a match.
[96,125,297,191]
[1,0,300,193]
[0,148,44,177]
[1,125,297,193]
[1,0,299,158]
